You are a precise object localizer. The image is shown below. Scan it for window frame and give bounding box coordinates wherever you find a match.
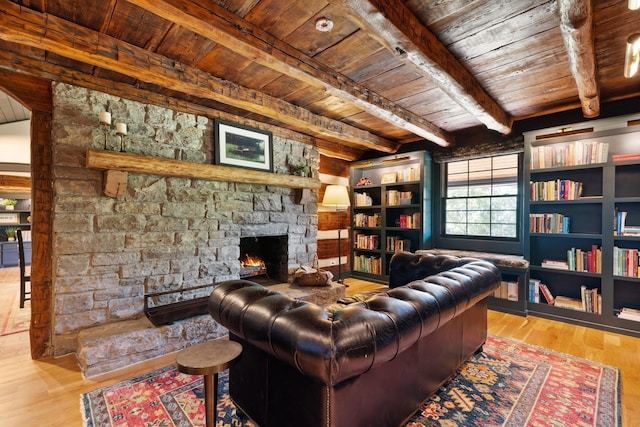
[433,152,525,255]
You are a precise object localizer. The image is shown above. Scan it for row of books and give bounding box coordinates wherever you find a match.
[613,210,640,236]
[540,245,601,273]
[386,236,411,252]
[386,190,413,206]
[493,280,519,301]
[396,167,420,182]
[395,213,421,229]
[354,233,379,250]
[354,212,381,228]
[530,140,609,170]
[613,246,640,278]
[617,307,640,322]
[529,213,570,234]
[528,279,553,304]
[354,192,375,207]
[353,255,381,275]
[530,179,584,201]
[530,279,601,313]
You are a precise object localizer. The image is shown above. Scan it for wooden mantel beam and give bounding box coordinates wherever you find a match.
[558,0,600,118]
[127,0,453,147]
[334,0,513,135]
[86,150,321,190]
[0,0,398,154]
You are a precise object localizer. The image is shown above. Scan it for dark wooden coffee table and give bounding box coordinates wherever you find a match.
[175,340,243,427]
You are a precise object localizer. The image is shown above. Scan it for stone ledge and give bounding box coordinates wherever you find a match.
[76,282,346,378]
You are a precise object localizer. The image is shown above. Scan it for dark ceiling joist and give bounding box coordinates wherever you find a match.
[558,0,600,118]
[0,0,398,154]
[127,0,454,147]
[334,0,513,135]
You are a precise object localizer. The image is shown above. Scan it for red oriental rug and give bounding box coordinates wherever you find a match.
[81,335,620,427]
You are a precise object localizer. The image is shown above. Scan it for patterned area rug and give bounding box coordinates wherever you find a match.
[80,335,620,427]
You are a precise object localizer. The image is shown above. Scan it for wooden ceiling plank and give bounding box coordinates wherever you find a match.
[334,0,513,135]
[0,0,397,153]
[558,0,600,118]
[126,0,453,146]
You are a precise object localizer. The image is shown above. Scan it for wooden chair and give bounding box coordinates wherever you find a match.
[16,229,31,308]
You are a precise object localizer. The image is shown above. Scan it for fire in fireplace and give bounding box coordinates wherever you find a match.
[240,254,267,278]
[239,235,288,285]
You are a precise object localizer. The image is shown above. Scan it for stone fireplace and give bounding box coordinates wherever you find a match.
[50,83,327,376]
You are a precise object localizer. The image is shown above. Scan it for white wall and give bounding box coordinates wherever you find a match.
[0,119,30,167]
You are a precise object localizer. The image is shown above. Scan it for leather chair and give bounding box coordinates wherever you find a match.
[16,229,31,308]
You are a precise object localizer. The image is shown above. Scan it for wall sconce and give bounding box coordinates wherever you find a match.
[624,33,640,78]
[629,0,640,10]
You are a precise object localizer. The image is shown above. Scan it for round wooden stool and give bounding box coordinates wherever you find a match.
[175,340,243,427]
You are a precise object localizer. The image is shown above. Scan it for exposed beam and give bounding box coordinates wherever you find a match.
[0,0,398,153]
[558,0,600,118]
[334,0,513,135]
[127,0,453,147]
[0,174,31,193]
[0,45,361,161]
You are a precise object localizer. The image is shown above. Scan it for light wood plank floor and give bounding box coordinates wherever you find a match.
[0,276,637,426]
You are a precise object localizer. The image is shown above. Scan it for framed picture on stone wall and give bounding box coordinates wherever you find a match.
[214,119,273,172]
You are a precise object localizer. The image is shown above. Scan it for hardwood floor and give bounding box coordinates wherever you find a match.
[0,276,637,426]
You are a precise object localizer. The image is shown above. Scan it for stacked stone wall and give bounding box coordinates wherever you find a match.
[51,83,319,356]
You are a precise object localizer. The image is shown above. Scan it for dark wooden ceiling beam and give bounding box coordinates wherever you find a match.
[558,0,600,118]
[0,45,364,161]
[126,0,453,147]
[334,0,513,135]
[0,0,398,153]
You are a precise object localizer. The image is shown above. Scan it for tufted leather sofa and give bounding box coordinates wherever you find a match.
[208,252,500,427]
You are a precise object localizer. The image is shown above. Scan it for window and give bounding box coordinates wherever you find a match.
[444,154,519,239]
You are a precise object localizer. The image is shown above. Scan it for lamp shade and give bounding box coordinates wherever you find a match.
[322,185,350,207]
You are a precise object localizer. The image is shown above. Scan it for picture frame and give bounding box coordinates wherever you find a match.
[381,172,397,184]
[214,119,273,172]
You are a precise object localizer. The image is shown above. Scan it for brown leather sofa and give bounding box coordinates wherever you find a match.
[208,252,500,427]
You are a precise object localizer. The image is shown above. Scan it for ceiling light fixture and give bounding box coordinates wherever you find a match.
[315,17,333,32]
[629,0,640,10]
[624,33,640,78]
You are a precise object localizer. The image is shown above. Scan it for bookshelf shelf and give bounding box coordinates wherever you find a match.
[350,151,431,283]
[525,113,640,337]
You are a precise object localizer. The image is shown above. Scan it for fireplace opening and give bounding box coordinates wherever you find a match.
[239,235,288,285]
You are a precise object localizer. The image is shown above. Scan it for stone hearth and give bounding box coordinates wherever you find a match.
[77,282,346,377]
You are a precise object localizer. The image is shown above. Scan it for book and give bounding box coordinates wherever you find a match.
[553,295,584,311]
[538,283,555,304]
[528,278,540,303]
[507,281,519,301]
[541,259,569,270]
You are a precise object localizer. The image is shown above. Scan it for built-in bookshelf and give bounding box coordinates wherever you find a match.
[525,113,640,337]
[349,151,431,283]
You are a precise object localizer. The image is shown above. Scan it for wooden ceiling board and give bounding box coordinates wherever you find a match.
[106,2,173,51]
[155,25,217,65]
[242,0,329,40]
[282,4,361,57]
[197,46,256,82]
